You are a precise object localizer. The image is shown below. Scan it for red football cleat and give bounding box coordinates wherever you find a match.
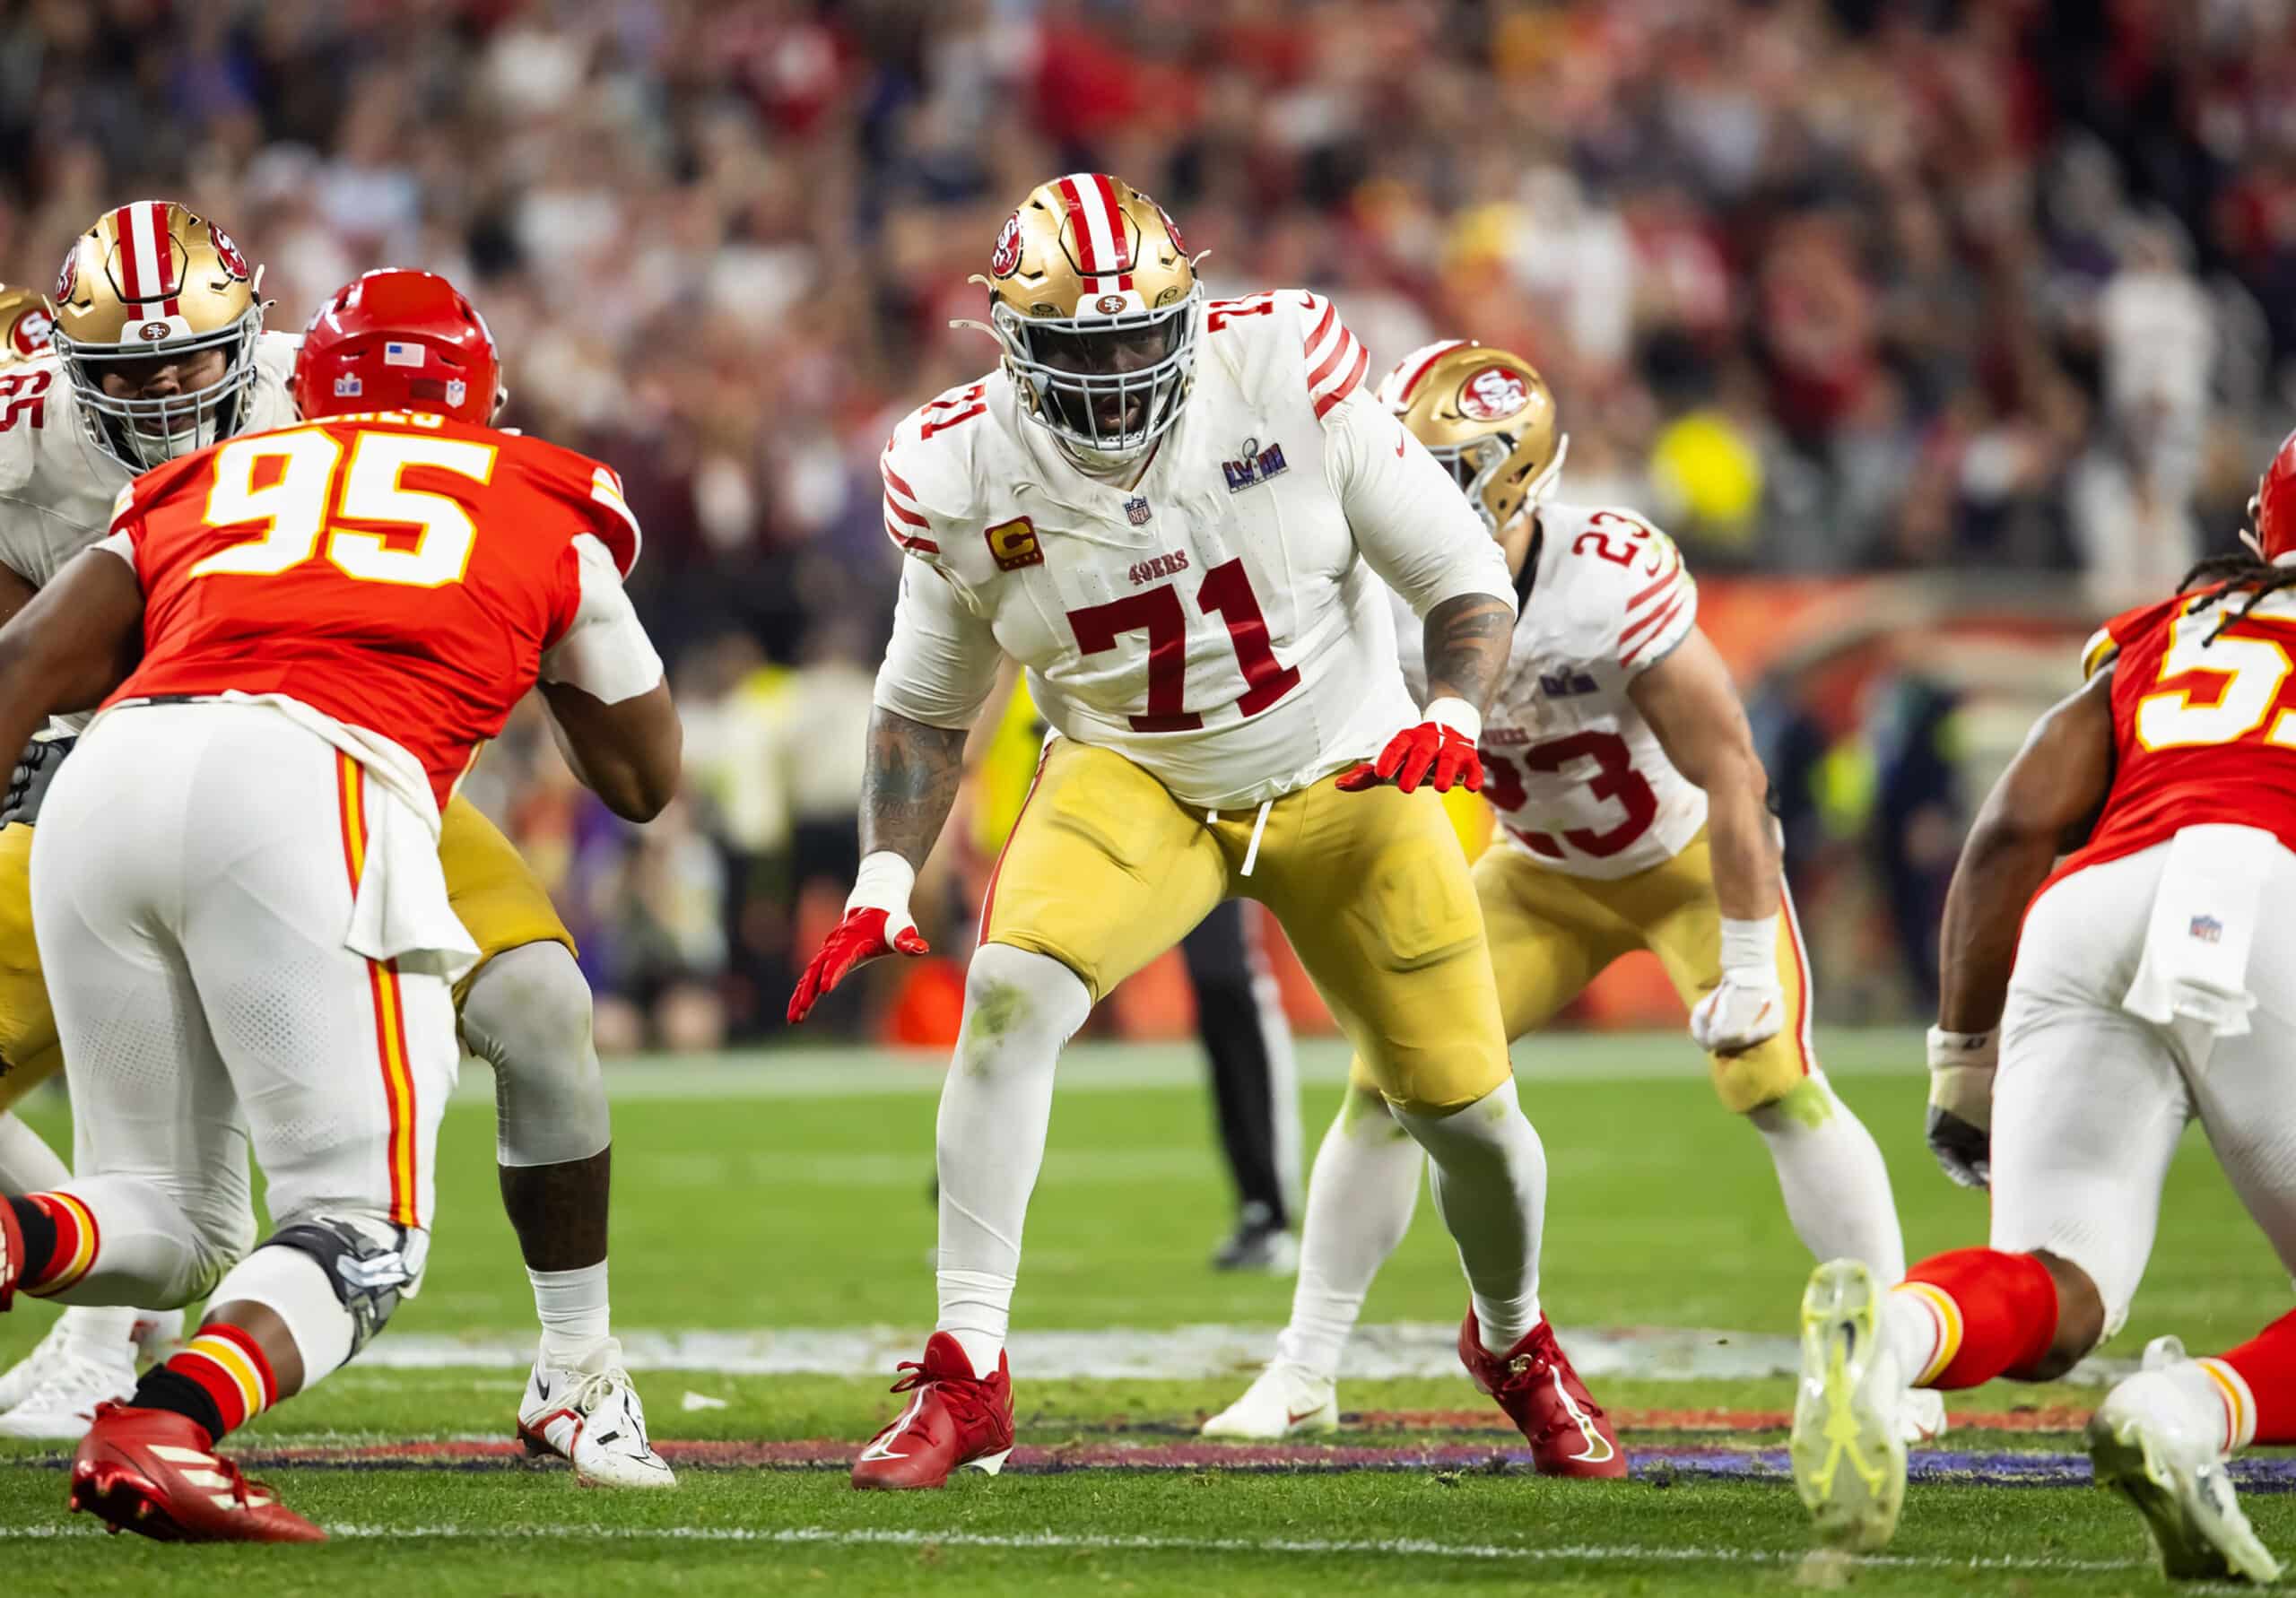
[851,1331,1014,1490]
[69,1403,325,1542]
[1459,1308,1629,1479]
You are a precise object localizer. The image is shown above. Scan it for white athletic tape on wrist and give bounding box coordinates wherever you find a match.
[1926,1025,1998,1073]
[1717,916,1777,976]
[1422,696,1481,744]
[847,851,917,916]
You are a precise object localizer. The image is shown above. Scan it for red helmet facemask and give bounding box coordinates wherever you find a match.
[291,269,501,425]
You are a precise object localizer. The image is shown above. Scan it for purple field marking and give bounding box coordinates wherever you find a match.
[11,1436,2292,1488]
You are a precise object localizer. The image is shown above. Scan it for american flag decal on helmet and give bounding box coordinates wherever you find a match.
[383,342,424,368]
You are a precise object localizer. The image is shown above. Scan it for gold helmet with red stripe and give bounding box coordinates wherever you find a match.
[0,285,56,366]
[50,201,265,470]
[970,172,1201,465]
[1377,341,1567,535]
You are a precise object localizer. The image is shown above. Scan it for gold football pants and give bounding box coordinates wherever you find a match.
[1346,829,1815,1114]
[0,794,575,1114]
[980,738,1510,1116]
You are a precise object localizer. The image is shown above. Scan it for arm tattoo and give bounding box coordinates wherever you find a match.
[859,705,969,870]
[1421,593,1516,712]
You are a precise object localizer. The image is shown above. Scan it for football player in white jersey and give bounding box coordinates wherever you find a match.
[1204,342,1927,1443]
[789,174,1627,1488]
[0,206,670,1488]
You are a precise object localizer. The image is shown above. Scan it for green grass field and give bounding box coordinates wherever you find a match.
[3,1029,2292,1594]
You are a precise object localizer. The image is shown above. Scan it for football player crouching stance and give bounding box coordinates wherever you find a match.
[1205,342,1932,1452]
[790,175,1625,1486]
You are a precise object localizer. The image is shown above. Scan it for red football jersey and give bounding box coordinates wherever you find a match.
[103,411,643,808]
[2054,582,2296,885]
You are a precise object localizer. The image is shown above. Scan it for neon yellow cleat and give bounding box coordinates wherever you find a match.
[1790,1258,1907,1553]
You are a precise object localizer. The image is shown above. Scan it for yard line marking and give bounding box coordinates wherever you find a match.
[343,1323,2135,1386]
[0,1521,2156,1570]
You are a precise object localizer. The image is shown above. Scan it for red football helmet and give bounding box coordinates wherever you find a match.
[2251,426,2296,564]
[291,269,501,425]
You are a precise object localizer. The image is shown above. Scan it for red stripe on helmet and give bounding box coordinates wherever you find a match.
[1390,339,1469,403]
[1091,174,1132,271]
[1058,178,1096,274]
[112,206,143,300]
[148,202,178,295]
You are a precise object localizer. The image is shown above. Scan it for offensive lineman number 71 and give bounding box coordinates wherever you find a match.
[188,425,499,588]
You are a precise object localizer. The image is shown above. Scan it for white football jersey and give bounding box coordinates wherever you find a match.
[1400,500,1706,879]
[0,331,300,734]
[0,330,301,588]
[874,290,1514,810]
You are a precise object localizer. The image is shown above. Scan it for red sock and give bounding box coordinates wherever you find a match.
[154,1323,280,1437]
[2216,1307,2296,1446]
[21,1191,99,1296]
[1897,1247,2059,1389]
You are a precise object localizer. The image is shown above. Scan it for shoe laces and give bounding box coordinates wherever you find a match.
[889,1359,996,1429]
[563,1364,636,1420]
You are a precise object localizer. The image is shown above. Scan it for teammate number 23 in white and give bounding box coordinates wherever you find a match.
[191,426,499,588]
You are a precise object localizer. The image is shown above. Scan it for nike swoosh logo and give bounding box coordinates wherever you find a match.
[1286,1407,1323,1427]
[858,1392,927,1463]
[1549,1368,1614,1463]
[1394,435,1405,457]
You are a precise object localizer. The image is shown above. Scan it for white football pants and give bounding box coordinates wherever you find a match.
[25,705,458,1307]
[1992,836,2296,1337]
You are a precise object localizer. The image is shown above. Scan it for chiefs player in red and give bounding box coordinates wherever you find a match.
[1788,430,2296,1578]
[0,269,678,1542]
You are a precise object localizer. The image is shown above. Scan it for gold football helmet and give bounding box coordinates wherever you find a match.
[0,285,55,366]
[50,201,266,470]
[968,172,1202,464]
[1377,341,1567,535]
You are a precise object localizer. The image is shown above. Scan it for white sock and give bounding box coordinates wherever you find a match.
[1275,1086,1424,1379]
[1749,1073,1908,1282]
[58,1305,139,1363]
[934,945,1091,1379]
[0,1112,69,1191]
[207,1242,356,1394]
[2168,1357,2256,1455]
[1883,1284,1948,1386]
[1392,1077,1546,1355]
[529,1262,612,1367]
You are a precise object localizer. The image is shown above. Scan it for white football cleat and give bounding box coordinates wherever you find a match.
[517,1341,676,1489]
[2089,1339,2281,1585]
[1901,1386,1948,1445]
[1202,1359,1337,1439]
[1790,1258,1908,1553]
[0,1341,137,1439]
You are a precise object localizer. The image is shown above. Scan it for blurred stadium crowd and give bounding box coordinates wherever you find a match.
[3,0,2292,1045]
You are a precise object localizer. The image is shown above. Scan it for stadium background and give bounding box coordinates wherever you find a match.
[2,0,2282,1051]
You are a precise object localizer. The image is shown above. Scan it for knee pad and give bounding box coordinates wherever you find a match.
[268,1212,427,1359]
[458,942,611,1168]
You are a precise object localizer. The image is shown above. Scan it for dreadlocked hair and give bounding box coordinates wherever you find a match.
[2178,551,2296,644]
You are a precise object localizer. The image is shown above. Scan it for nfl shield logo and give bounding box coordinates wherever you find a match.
[1125,495,1151,526]
[2190,915,2223,943]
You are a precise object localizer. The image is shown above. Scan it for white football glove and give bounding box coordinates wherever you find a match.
[1925,1026,1996,1189]
[1688,916,1785,1055]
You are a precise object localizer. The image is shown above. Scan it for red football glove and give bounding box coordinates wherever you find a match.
[787,855,930,1024]
[1335,697,1484,795]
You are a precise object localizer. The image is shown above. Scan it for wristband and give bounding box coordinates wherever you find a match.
[847,850,918,915]
[1717,915,1777,974]
[1422,696,1482,743]
[1926,1025,1998,1073]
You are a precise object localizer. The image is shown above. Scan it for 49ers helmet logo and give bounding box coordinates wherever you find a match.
[990,212,1023,278]
[1155,203,1187,256]
[54,248,77,305]
[209,222,251,282]
[1457,365,1530,422]
[8,308,53,358]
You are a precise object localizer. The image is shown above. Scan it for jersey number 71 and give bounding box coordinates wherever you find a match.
[1066,560,1299,732]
